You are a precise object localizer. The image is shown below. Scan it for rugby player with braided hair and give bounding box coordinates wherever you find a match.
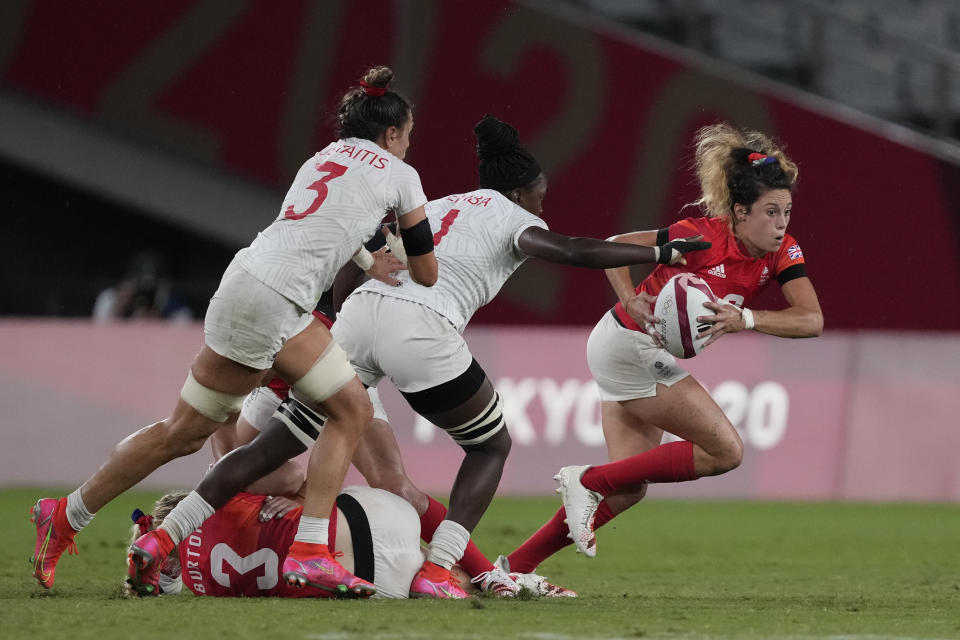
[329,114,710,598]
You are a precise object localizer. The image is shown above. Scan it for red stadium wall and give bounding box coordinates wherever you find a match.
[3,0,960,331]
[2,321,958,501]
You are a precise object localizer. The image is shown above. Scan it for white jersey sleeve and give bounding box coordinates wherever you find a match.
[351,189,547,331]
[233,138,427,311]
[386,161,427,216]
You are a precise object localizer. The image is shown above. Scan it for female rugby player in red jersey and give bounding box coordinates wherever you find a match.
[502,122,824,573]
[123,486,451,599]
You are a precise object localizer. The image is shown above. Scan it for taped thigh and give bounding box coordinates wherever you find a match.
[292,341,356,404]
[273,396,328,448]
[443,391,506,446]
[180,370,245,422]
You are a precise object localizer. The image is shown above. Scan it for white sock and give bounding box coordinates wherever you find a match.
[427,520,470,570]
[65,489,94,532]
[159,491,214,545]
[294,516,329,545]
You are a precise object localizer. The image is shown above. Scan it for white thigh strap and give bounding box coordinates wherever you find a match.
[444,392,505,446]
[179,370,245,422]
[292,341,356,404]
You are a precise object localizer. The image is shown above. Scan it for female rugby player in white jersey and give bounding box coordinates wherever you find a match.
[328,114,710,598]
[123,114,710,601]
[30,66,437,599]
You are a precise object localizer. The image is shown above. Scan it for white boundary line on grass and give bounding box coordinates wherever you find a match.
[306,633,954,640]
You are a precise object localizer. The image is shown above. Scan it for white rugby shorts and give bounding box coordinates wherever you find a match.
[241,385,388,433]
[587,310,689,401]
[204,259,314,370]
[332,292,473,393]
[338,485,423,599]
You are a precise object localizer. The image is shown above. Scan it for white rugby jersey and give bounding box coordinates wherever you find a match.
[354,189,548,332]
[235,137,427,311]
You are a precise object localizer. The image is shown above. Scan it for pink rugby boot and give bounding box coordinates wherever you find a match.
[30,497,78,589]
[410,561,470,599]
[282,541,376,599]
[127,528,176,597]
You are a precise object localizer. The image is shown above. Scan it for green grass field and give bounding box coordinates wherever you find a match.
[2,487,958,640]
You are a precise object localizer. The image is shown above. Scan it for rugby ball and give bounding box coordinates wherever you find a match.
[653,273,718,359]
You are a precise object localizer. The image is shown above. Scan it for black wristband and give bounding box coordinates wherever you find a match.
[401,218,434,256]
[656,228,670,246]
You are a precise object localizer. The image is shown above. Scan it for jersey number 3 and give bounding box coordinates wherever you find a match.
[284,161,348,220]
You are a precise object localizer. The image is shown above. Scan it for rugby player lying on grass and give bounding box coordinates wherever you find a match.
[124,485,467,599]
[134,378,573,598]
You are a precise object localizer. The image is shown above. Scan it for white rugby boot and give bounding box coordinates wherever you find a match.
[471,565,520,597]
[493,555,577,598]
[554,465,602,558]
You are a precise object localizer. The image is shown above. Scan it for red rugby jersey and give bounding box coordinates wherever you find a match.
[178,494,336,598]
[613,216,806,331]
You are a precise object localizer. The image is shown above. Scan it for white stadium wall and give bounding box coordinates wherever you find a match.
[2,320,958,502]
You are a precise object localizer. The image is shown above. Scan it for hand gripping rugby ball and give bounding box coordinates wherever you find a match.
[653,273,718,359]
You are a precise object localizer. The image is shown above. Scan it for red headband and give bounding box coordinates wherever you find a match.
[748,152,777,167]
[132,508,154,535]
[359,80,387,97]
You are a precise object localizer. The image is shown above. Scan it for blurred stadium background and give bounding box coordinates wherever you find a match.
[1,0,959,502]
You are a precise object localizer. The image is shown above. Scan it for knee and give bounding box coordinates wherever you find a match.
[715,436,744,474]
[365,467,406,493]
[276,463,306,496]
[325,393,374,430]
[368,473,426,510]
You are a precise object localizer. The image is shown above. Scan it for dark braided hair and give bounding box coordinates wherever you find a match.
[337,66,411,142]
[474,114,542,192]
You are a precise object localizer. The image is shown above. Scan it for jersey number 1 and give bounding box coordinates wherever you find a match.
[432,209,460,245]
[284,161,348,220]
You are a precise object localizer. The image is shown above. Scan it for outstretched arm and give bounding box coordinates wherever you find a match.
[600,230,659,306]
[516,226,708,268]
[599,230,665,344]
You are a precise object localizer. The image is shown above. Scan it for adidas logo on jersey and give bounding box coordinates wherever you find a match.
[706,264,727,278]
